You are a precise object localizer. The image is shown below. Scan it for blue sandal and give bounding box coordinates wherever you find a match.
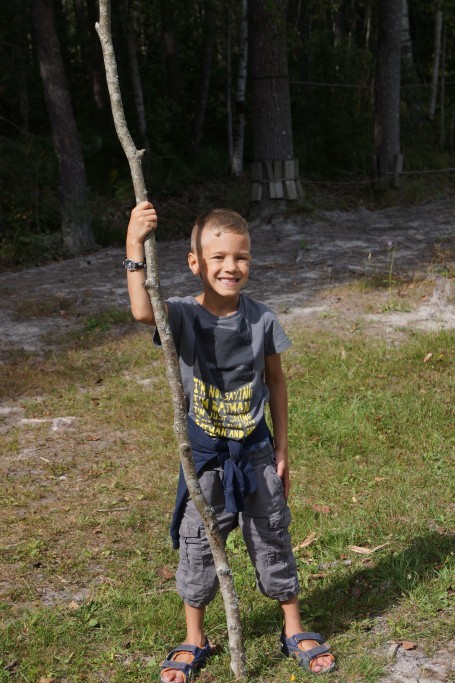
[160,641,212,683]
[280,632,335,674]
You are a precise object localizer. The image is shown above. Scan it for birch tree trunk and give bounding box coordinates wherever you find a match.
[428,2,443,121]
[96,2,247,678]
[231,0,248,178]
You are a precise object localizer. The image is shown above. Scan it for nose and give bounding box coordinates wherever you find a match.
[224,257,237,272]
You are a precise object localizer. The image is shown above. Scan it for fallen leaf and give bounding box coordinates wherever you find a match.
[156,566,174,580]
[401,641,417,651]
[311,504,331,514]
[38,678,56,683]
[423,352,433,363]
[293,532,317,552]
[351,585,363,599]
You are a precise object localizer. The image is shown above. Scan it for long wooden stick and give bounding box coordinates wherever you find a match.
[95,2,247,678]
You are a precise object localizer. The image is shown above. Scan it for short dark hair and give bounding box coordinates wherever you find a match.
[191,209,249,252]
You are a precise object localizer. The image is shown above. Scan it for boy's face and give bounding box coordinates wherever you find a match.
[188,228,251,301]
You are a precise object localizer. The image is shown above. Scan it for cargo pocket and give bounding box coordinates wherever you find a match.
[266,507,292,566]
[179,521,203,572]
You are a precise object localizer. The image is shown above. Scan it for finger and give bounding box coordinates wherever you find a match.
[136,200,153,210]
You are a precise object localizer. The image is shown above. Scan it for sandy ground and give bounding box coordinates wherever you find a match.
[0,199,454,360]
[0,200,454,681]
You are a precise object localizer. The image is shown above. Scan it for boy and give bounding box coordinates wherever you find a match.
[125,202,335,681]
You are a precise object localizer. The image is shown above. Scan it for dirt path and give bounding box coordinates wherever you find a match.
[1,199,454,361]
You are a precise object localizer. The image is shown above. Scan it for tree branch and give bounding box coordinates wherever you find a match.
[95,2,247,677]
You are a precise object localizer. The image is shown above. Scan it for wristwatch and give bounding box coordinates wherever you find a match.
[123,258,146,271]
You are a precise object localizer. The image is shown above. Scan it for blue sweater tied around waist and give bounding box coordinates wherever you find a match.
[170,416,271,549]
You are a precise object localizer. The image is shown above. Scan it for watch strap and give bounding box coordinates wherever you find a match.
[123,258,146,271]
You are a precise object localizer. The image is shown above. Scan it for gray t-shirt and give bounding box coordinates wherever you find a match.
[154,294,291,440]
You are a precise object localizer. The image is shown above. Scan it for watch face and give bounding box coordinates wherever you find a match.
[124,259,145,270]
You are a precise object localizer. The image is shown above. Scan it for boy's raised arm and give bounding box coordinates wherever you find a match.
[126,201,159,326]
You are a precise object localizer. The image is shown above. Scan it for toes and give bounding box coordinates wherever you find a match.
[310,654,334,673]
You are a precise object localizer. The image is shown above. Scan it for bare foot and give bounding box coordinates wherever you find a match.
[160,642,208,683]
[160,650,192,683]
[297,639,335,673]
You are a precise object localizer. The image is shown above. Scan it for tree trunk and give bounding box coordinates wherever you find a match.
[373,0,403,188]
[226,1,234,166]
[73,0,105,110]
[428,1,443,121]
[120,0,148,148]
[231,0,248,177]
[96,1,247,678]
[14,0,30,134]
[248,0,301,205]
[31,0,96,254]
[160,0,183,105]
[401,0,421,114]
[439,25,446,149]
[191,0,216,155]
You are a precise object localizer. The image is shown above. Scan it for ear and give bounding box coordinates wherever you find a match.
[188,251,200,275]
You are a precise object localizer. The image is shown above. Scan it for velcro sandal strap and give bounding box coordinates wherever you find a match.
[298,643,330,664]
[161,659,190,671]
[166,644,200,658]
[292,632,324,644]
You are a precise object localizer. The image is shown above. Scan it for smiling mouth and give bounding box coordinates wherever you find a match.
[218,278,240,286]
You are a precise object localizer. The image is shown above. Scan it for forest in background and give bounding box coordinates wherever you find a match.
[1,0,455,267]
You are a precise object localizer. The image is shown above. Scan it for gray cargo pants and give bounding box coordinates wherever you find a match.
[176,440,300,607]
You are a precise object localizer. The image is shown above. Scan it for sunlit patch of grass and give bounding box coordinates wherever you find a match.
[0,327,453,682]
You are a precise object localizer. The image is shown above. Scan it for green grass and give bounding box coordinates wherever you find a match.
[0,327,453,682]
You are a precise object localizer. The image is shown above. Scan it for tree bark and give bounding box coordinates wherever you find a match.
[96,2,247,678]
[373,0,403,186]
[248,0,300,205]
[31,0,96,254]
[249,0,293,162]
[428,1,443,121]
[231,0,248,177]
